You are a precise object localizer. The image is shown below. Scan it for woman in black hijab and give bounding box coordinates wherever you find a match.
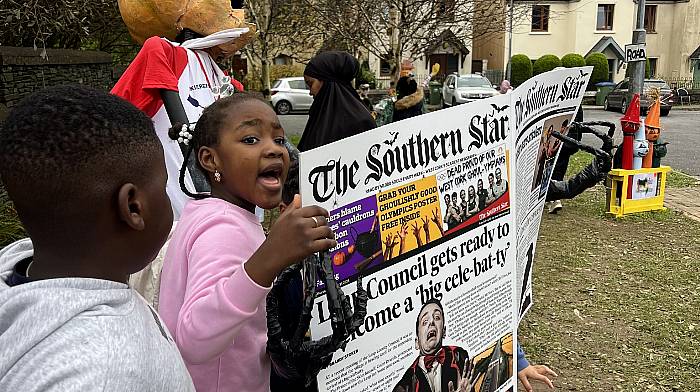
[298,51,376,152]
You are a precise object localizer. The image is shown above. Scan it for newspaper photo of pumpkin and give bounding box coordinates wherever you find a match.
[327,197,383,283]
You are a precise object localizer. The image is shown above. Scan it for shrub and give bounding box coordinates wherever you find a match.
[510,54,532,87]
[356,61,377,89]
[561,53,586,68]
[585,52,609,90]
[532,54,562,75]
[0,185,26,248]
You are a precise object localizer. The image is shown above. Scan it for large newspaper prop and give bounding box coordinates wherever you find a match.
[299,68,590,392]
[511,67,591,318]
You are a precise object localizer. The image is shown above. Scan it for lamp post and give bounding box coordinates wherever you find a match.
[506,0,514,80]
[629,0,646,97]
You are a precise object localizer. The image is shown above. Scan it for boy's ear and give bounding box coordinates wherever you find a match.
[117,183,145,231]
[199,146,218,175]
[278,202,287,213]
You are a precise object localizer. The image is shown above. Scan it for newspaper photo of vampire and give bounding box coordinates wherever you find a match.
[392,299,473,392]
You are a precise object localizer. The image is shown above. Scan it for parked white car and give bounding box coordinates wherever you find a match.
[441,74,498,107]
[270,77,314,115]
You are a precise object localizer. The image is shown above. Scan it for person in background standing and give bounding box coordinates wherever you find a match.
[359,84,373,113]
[393,75,425,122]
[499,80,513,94]
[298,51,376,152]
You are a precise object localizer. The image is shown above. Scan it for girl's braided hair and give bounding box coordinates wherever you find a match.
[167,93,264,199]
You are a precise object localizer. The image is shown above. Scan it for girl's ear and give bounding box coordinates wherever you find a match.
[198,146,218,175]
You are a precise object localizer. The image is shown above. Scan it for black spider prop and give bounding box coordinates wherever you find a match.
[267,252,368,387]
[547,121,615,202]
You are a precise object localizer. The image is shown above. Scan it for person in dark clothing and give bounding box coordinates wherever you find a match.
[443,193,459,230]
[393,75,424,122]
[359,84,373,112]
[298,51,376,152]
[477,178,489,210]
[548,107,583,213]
[466,186,478,218]
[459,189,468,222]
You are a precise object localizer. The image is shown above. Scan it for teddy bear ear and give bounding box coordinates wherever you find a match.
[179,4,256,49]
[118,0,177,44]
[118,0,256,50]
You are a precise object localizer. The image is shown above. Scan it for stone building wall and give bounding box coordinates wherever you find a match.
[0,47,113,121]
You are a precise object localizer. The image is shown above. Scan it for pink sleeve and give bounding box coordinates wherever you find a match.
[174,217,270,364]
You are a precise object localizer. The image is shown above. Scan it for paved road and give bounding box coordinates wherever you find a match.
[279,114,309,137]
[278,108,700,176]
[583,108,700,176]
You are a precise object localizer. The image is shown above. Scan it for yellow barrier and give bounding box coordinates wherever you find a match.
[606,166,671,217]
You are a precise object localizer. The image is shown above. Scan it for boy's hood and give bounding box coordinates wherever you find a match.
[0,238,133,375]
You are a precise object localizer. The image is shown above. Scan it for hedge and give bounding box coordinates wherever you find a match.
[585,52,609,90]
[510,54,532,87]
[561,53,586,68]
[532,55,562,75]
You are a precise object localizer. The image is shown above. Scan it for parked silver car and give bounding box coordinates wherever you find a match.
[603,78,673,116]
[270,77,314,115]
[441,74,498,107]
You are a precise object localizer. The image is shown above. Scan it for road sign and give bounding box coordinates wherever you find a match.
[625,44,647,62]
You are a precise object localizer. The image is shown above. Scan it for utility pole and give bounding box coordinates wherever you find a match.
[506,0,514,80]
[629,0,646,97]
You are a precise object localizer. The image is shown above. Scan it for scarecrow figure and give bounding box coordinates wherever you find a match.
[112,0,255,218]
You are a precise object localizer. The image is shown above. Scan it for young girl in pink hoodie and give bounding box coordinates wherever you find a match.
[158,94,336,392]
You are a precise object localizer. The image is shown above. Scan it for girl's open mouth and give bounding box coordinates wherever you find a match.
[258,162,283,191]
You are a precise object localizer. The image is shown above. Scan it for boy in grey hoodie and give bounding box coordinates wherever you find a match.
[0,86,195,391]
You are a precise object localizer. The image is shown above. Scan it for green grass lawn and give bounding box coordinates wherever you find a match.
[567,152,698,189]
[288,134,301,147]
[666,170,699,188]
[520,152,700,391]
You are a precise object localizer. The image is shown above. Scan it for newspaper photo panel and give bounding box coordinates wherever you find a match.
[510,67,592,319]
[300,94,518,392]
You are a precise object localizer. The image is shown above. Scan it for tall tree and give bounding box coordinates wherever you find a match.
[243,0,312,95]
[297,0,526,82]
